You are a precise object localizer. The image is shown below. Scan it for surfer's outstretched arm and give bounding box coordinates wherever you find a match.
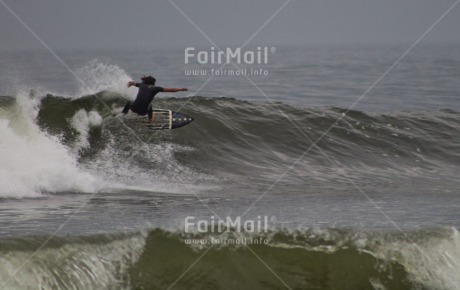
[163,88,188,92]
[127,81,140,88]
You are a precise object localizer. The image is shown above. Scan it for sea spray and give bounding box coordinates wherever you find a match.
[75,60,133,99]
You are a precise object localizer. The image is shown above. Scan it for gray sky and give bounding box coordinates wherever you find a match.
[1,0,459,51]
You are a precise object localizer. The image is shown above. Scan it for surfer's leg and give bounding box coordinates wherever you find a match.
[122,101,131,114]
[148,105,156,124]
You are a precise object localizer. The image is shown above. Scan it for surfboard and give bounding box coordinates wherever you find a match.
[130,109,194,130]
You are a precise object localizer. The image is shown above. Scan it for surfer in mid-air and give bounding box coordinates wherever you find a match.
[122,75,188,123]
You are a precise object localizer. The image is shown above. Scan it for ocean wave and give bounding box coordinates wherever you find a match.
[35,94,460,180]
[1,92,459,197]
[0,227,458,289]
[32,94,460,164]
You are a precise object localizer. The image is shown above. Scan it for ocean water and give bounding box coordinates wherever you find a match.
[0,45,459,289]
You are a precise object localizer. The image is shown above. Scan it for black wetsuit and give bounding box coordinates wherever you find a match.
[122,84,164,119]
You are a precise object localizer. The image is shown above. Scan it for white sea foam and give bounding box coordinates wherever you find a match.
[0,91,99,198]
[84,139,217,195]
[354,227,460,290]
[70,109,102,151]
[0,59,138,198]
[392,228,460,290]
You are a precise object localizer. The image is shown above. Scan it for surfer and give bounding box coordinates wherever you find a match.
[122,75,188,123]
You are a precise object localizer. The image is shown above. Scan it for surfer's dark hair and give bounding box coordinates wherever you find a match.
[141,75,156,85]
